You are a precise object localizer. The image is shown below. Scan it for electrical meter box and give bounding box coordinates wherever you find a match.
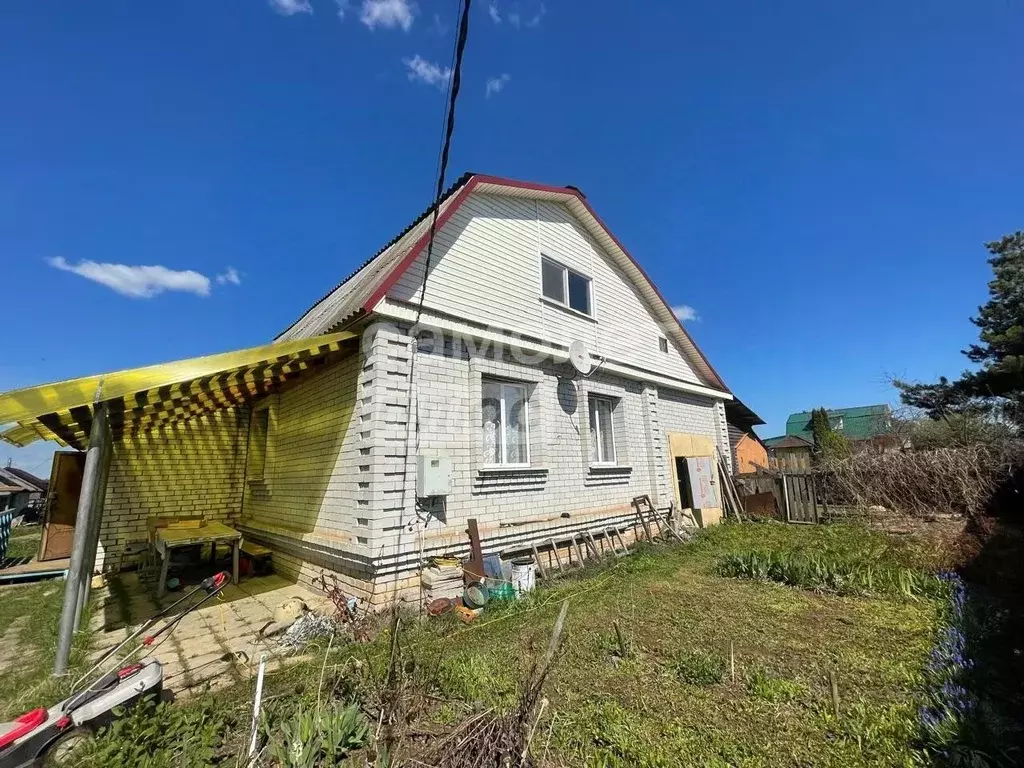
[416,455,452,496]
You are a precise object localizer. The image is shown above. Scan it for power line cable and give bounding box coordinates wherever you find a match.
[415,0,473,325]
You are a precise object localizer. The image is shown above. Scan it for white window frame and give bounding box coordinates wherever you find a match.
[482,379,531,468]
[589,395,617,465]
[540,255,593,317]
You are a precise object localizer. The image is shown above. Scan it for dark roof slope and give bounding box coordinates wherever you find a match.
[0,466,48,492]
[763,434,813,450]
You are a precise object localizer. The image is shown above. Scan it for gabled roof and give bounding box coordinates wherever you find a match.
[725,398,765,430]
[278,173,730,393]
[763,434,813,450]
[786,404,891,441]
[0,466,47,492]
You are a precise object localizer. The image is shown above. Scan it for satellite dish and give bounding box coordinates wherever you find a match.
[568,340,592,375]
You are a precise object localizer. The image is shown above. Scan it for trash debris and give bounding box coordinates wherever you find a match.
[463,582,489,610]
[511,557,536,595]
[427,597,454,616]
[455,605,480,624]
[279,613,339,650]
[274,597,309,625]
[422,559,463,604]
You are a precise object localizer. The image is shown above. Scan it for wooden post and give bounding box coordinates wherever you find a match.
[548,539,564,572]
[531,544,548,580]
[613,620,628,658]
[633,498,654,541]
[829,669,840,718]
[572,534,586,565]
[584,530,601,558]
[55,402,111,675]
[612,528,628,553]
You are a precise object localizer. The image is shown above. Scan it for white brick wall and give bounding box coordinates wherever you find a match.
[97,409,247,571]
[96,323,727,605]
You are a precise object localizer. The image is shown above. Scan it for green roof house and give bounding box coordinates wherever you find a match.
[785,404,892,443]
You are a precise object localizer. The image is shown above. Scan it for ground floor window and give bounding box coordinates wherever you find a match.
[589,395,617,464]
[482,379,530,466]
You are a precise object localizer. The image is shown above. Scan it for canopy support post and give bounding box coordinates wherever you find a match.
[54,402,111,676]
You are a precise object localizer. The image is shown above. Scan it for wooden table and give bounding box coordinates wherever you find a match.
[154,522,242,598]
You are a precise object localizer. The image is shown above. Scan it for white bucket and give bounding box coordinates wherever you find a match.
[510,558,536,595]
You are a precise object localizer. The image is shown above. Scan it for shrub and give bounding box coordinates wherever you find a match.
[744,666,806,703]
[668,649,726,686]
[717,550,943,599]
[263,701,369,768]
[73,695,235,767]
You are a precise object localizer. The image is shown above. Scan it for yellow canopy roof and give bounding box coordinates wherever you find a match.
[0,331,358,450]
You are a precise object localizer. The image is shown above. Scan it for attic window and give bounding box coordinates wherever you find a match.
[541,256,592,316]
[659,337,669,353]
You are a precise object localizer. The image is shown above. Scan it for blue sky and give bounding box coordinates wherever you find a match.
[2,0,1022,475]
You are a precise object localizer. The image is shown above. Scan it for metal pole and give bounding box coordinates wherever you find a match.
[54,402,110,676]
[75,436,111,630]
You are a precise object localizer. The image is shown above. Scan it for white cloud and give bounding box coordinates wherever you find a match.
[216,267,242,286]
[360,0,415,31]
[268,0,313,16]
[488,1,501,23]
[48,257,212,299]
[672,304,698,322]
[508,10,520,27]
[403,55,451,89]
[525,1,545,27]
[334,0,351,19]
[485,73,511,98]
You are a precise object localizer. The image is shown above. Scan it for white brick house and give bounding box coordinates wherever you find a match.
[89,173,752,604]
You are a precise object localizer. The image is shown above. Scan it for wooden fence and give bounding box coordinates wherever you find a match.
[735,470,830,524]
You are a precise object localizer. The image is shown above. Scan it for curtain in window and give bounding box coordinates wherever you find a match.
[590,397,615,463]
[505,385,528,464]
[481,381,502,464]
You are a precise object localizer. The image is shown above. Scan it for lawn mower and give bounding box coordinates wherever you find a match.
[0,570,229,768]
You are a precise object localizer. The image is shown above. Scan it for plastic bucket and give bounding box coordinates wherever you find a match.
[510,557,536,595]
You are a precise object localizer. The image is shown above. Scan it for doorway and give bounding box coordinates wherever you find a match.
[39,451,85,561]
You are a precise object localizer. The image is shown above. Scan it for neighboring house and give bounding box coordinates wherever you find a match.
[725,399,767,474]
[763,435,813,471]
[0,173,757,605]
[785,405,892,446]
[0,465,48,516]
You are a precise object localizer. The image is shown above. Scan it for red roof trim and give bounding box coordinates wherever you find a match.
[361,177,483,312]
[362,173,729,393]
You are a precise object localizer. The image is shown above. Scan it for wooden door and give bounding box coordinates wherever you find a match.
[39,451,85,561]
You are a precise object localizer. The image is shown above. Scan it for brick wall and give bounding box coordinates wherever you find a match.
[95,322,727,606]
[97,408,247,571]
[236,344,380,597]
[357,329,726,601]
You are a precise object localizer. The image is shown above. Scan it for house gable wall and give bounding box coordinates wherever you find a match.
[386,192,704,387]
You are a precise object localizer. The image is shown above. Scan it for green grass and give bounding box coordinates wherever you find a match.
[717,549,944,599]
[4,525,41,561]
[0,580,93,721]
[11,521,947,767]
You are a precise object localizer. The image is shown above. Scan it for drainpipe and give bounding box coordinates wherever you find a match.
[54,401,111,676]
